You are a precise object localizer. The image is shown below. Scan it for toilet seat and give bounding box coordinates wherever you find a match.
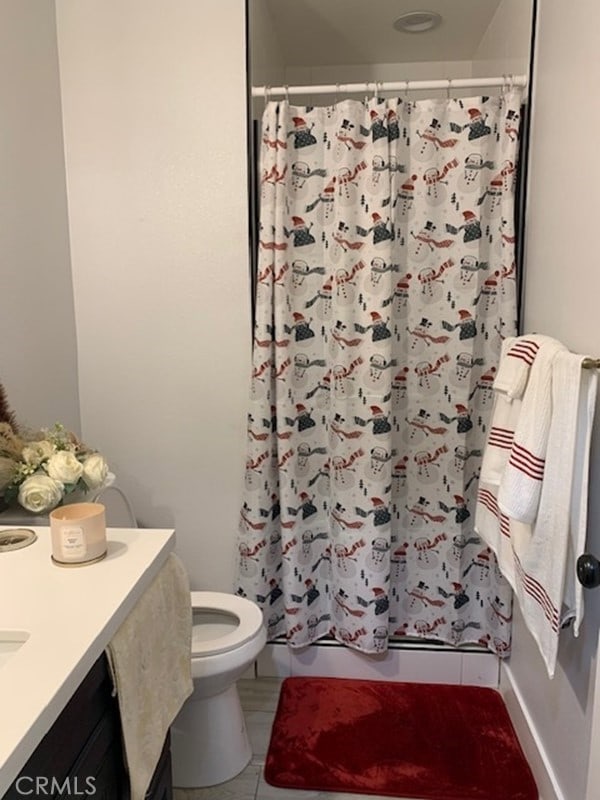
[190,591,264,657]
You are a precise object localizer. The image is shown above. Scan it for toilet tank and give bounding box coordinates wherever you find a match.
[89,486,137,528]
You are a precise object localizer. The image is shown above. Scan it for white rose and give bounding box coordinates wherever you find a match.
[21,440,55,468]
[0,456,17,491]
[46,451,84,484]
[18,473,64,513]
[82,453,109,489]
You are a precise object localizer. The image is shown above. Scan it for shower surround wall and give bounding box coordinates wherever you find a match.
[247,0,533,685]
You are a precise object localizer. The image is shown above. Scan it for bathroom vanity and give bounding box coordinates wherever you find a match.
[2,652,172,799]
[0,525,176,799]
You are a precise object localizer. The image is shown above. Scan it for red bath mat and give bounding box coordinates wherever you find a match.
[265,677,537,800]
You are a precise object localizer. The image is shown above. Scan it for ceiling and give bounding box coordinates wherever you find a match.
[262,0,505,66]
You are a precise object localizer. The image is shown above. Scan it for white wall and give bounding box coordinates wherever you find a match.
[0,0,79,433]
[249,0,286,88]
[55,0,251,591]
[247,1,481,110]
[249,0,286,119]
[472,0,533,78]
[250,0,535,108]
[282,61,474,85]
[506,2,600,798]
[280,60,475,105]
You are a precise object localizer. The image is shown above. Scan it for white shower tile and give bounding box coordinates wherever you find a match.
[256,643,291,677]
[461,652,500,687]
[289,644,403,680]
[395,649,463,684]
[257,640,493,687]
[287,643,466,684]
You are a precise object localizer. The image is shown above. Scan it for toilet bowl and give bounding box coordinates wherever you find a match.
[170,591,267,788]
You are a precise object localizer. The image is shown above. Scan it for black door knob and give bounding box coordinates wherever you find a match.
[577,554,600,589]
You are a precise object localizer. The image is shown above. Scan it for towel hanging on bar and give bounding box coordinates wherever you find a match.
[475,337,599,678]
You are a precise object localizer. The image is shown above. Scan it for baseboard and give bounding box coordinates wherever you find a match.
[253,639,500,687]
[500,663,563,800]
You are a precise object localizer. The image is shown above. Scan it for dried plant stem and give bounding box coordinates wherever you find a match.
[0,382,17,430]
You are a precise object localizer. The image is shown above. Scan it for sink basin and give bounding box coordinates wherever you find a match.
[0,631,29,668]
[0,529,37,551]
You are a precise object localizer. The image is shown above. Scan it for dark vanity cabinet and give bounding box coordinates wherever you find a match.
[4,653,173,800]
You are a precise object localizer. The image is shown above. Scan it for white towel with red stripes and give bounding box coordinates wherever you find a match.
[494,335,544,398]
[497,337,567,524]
[475,336,598,678]
[479,336,544,488]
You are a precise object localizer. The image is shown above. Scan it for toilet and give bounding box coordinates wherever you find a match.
[170,591,267,787]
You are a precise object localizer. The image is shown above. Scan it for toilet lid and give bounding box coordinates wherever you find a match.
[190,591,265,656]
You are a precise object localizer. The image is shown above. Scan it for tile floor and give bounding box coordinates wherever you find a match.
[172,677,423,800]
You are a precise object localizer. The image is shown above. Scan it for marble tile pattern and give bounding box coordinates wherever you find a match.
[173,677,427,800]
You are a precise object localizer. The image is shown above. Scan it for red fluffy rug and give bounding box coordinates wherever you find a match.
[265,677,537,800]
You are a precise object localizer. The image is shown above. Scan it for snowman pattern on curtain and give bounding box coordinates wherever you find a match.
[241,91,522,657]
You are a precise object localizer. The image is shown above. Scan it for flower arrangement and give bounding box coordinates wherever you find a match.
[0,421,110,515]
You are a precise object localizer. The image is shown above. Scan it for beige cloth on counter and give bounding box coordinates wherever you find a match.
[106,553,193,800]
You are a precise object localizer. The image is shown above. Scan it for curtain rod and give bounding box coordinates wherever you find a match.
[251,75,528,98]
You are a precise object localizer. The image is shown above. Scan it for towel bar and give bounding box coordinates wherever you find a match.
[582,358,600,369]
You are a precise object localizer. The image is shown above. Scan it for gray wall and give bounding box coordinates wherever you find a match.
[55,0,251,591]
[509,1,600,797]
[0,0,79,433]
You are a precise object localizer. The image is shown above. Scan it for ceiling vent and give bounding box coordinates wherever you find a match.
[393,11,442,33]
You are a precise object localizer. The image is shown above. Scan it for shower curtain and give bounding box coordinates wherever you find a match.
[237,90,523,657]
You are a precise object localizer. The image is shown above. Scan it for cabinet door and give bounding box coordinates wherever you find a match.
[3,655,122,799]
[2,653,172,800]
[57,708,125,800]
[143,733,173,800]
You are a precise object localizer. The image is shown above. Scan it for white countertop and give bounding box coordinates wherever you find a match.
[0,524,176,796]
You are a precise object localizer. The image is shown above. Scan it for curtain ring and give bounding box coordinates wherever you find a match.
[335,82,341,103]
[508,74,515,93]
[374,81,380,103]
[447,78,452,100]
[283,85,290,103]
[364,81,370,105]
[264,85,270,109]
